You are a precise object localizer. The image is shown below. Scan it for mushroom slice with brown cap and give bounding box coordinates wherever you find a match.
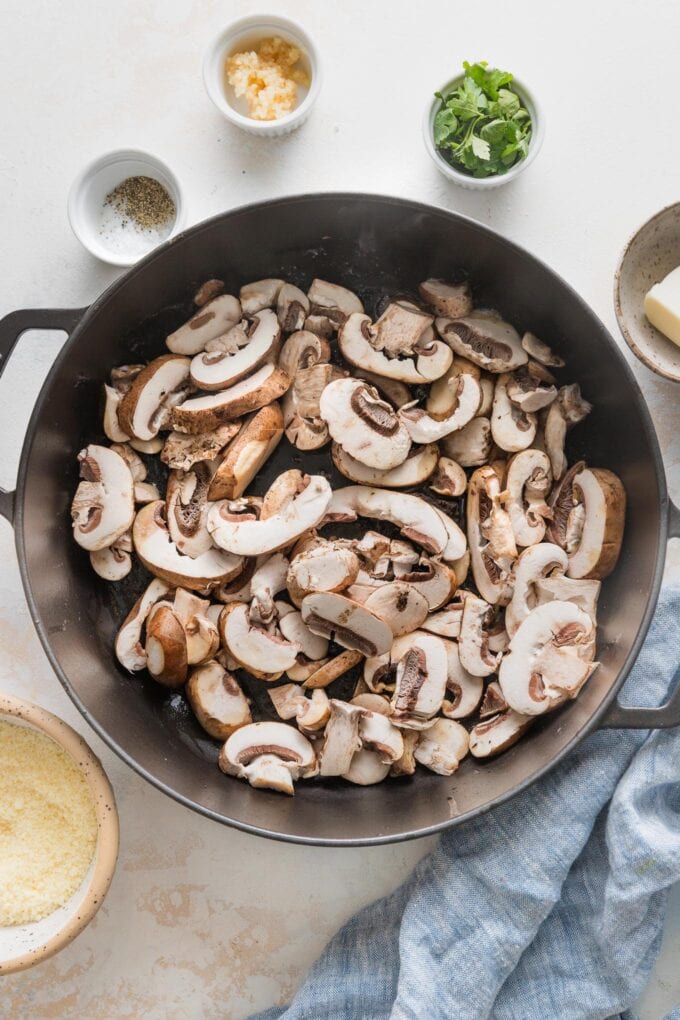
[469,709,532,759]
[339,313,452,384]
[505,543,569,637]
[351,692,391,714]
[278,329,330,377]
[421,598,464,639]
[521,332,565,369]
[301,592,393,657]
[287,541,360,606]
[89,538,133,581]
[278,609,329,661]
[220,721,317,795]
[467,465,515,605]
[134,481,160,504]
[478,680,508,719]
[399,362,481,444]
[268,683,330,728]
[390,730,420,777]
[166,462,215,559]
[193,278,225,307]
[363,582,429,637]
[109,442,146,482]
[248,555,291,627]
[166,295,242,355]
[304,314,335,338]
[435,315,528,373]
[534,575,601,623]
[129,436,165,455]
[353,370,412,409]
[325,486,451,558]
[440,417,492,468]
[439,638,483,719]
[239,278,285,316]
[303,649,363,689]
[430,457,467,498]
[319,378,411,471]
[145,604,188,688]
[414,718,469,776]
[357,711,404,763]
[209,475,331,556]
[342,750,391,786]
[277,283,310,332]
[71,444,135,552]
[505,449,553,547]
[170,363,290,434]
[173,588,220,664]
[391,557,456,611]
[491,374,537,453]
[115,578,170,672]
[542,384,592,480]
[506,363,558,413]
[550,467,626,580]
[189,309,281,391]
[498,601,597,716]
[117,355,192,441]
[458,594,500,677]
[133,501,242,591]
[208,403,283,501]
[418,278,473,319]
[219,602,300,680]
[391,633,448,729]
[318,700,364,776]
[370,301,434,356]
[186,660,252,740]
[103,385,130,443]
[307,278,364,327]
[331,442,438,489]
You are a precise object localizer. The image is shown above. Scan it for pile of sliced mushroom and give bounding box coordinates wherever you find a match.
[71,275,627,795]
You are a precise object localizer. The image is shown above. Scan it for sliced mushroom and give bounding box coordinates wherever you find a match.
[350,692,391,714]
[505,543,569,637]
[209,474,331,556]
[534,575,601,623]
[390,634,448,729]
[208,403,283,501]
[467,465,515,604]
[145,604,188,688]
[103,385,129,442]
[114,578,170,672]
[414,718,469,775]
[542,384,592,480]
[129,436,165,455]
[278,609,329,661]
[186,660,252,739]
[506,363,558,413]
[339,313,452,384]
[440,417,492,467]
[318,699,364,776]
[89,539,132,581]
[193,279,225,307]
[342,749,391,785]
[440,640,483,718]
[499,601,597,716]
[521,332,565,368]
[353,370,412,409]
[166,295,242,356]
[173,588,220,664]
[301,592,393,657]
[357,710,404,763]
[458,594,500,677]
[278,329,330,377]
[239,279,284,316]
[319,378,411,470]
[133,500,242,591]
[277,283,310,332]
[331,442,438,489]
[71,445,135,552]
[391,557,456,611]
[287,541,360,606]
[165,462,214,559]
[478,680,508,719]
[219,721,317,795]
[303,313,335,337]
[248,555,291,627]
[118,355,192,441]
[326,486,456,558]
[420,599,464,639]
[436,315,528,373]
[390,730,420,777]
[307,278,363,327]
[219,602,300,680]
[303,649,363,689]
[269,684,330,732]
[418,278,473,319]
[363,582,429,637]
[370,301,434,356]
[170,363,290,434]
[550,466,625,580]
[469,709,532,758]
[505,449,553,547]
[491,373,537,452]
[190,309,280,392]
[429,457,467,498]
[109,442,146,482]
[399,361,481,443]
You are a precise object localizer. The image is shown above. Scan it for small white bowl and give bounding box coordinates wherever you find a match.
[203,15,322,137]
[67,149,185,267]
[0,694,119,975]
[423,74,544,189]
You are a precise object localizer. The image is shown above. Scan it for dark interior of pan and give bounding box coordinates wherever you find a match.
[15,194,666,845]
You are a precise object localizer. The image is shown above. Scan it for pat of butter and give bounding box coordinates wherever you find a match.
[644,265,680,347]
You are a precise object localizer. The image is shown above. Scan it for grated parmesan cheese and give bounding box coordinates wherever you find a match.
[0,721,97,926]
[226,36,310,121]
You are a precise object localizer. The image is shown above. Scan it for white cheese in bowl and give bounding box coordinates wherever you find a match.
[644,265,680,347]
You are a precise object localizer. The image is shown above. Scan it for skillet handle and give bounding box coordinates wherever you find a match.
[0,307,85,526]
[600,497,680,729]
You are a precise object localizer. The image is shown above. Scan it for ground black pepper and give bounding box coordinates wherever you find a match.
[103,176,175,230]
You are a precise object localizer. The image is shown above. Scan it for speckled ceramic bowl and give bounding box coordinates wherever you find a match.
[0,694,119,975]
[614,203,680,382]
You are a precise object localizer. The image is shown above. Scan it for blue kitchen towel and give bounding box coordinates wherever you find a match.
[255,583,680,1020]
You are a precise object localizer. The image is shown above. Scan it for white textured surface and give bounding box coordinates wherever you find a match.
[0,0,679,1016]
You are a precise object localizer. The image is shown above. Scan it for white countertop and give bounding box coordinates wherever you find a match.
[1,0,679,1016]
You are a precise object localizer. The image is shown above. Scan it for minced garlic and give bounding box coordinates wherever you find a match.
[226,36,310,121]
[0,722,98,926]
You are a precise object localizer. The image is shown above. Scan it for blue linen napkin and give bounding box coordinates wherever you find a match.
[255,583,680,1020]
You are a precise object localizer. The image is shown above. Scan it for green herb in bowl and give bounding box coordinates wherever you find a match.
[433,61,532,179]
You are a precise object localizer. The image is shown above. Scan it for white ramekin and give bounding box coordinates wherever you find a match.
[423,74,545,190]
[202,15,322,137]
[67,149,185,267]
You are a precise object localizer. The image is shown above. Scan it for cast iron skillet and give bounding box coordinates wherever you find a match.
[1,194,679,846]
